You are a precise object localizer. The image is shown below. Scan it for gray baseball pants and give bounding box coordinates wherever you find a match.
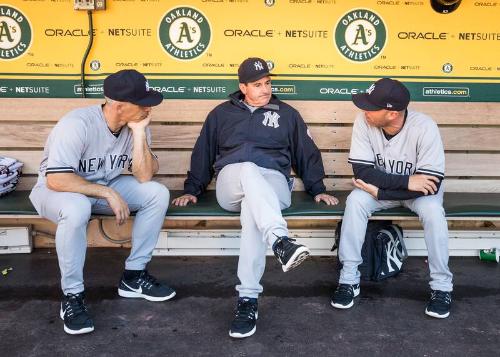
[339,187,453,292]
[216,162,291,298]
[29,175,169,295]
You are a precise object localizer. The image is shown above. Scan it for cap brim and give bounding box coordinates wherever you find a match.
[241,72,276,83]
[352,93,383,111]
[130,90,164,107]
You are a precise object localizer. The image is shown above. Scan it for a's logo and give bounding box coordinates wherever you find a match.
[89,59,100,71]
[366,83,376,94]
[334,9,386,62]
[262,111,280,128]
[0,5,32,60]
[254,61,264,71]
[442,63,453,73]
[158,6,211,61]
[145,80,150,92]
[264,0,276,7]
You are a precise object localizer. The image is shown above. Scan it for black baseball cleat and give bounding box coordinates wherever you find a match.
[425,290,452,318]
[229,297,258,339]
[60,292,94,335]
[118,270,176,302]
[330,283,360,309]
[272,235,310,272]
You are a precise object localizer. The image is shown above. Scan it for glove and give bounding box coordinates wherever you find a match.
[0,156,24,197]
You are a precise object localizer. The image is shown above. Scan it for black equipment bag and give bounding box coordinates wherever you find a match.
[332,220,408,281]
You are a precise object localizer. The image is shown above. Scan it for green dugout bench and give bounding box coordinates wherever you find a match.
[2,190,500,220]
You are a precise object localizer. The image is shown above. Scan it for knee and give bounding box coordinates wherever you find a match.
[417,202,445,222]
[58,196,92,227]
[139,181,170,207]
[240,162,259,176]
[345,189,374,213]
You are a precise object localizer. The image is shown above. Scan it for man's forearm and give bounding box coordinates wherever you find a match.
[131,130,158,182]
[46,173,112,199]
[377,178,443,200]
[352,163,409,190]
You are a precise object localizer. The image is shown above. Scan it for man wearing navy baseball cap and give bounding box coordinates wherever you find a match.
[30,69,175,335]
[173,57,339,338]
[331,78,453,319]
[104,69,163,107]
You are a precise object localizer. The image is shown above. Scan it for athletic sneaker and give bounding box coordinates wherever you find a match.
[229,297,258,339]
[330,283,360,309]
[272,235,310,272]
[425,290,452,318]
[118,270,176,302]
[60,292,94,335]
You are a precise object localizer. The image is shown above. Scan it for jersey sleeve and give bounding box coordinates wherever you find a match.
[45,117,87,175]
[415,120,445,178]
[184,110,218,196]
[290,110,326,197]
[348,113,376,167]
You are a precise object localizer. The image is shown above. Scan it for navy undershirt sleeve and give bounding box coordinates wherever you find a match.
[352,163,409,190]
[352,163,443,200]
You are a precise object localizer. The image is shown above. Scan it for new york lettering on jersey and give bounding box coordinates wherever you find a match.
[349,110,445,179]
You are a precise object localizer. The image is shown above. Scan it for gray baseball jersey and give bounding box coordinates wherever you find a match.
[348,110,445,179]
[35,105,153,187]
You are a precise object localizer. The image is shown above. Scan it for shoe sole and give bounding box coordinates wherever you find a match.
[118,288,176,302]
[229,325,256,339]
[425,308,450,319]
[59,307,94,335]
[330,287,360,310]
[331,300,354,309]
[282,247,310,272]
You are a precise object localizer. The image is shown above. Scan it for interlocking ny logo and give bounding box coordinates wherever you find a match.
[383,235,403,274]
[254,61,264,71]
[262,111,280,128]
[366,84,376,95]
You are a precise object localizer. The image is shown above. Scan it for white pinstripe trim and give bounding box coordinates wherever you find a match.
[416,169,444,178]
[348,158,375,166]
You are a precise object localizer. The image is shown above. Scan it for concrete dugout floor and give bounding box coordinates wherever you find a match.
[0,249,499,357]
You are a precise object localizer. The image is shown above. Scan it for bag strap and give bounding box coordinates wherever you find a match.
[379,225,408,260]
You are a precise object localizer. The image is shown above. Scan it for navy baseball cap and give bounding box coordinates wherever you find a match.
[238,57,275,83]
[104,69,163,107]
[352,78,410,111]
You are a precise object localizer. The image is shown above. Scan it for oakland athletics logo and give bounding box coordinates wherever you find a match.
[0,5,32,60]
[158,6,211,61]
[334,9,386,62]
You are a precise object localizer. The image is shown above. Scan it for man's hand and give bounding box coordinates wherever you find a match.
[408,174,439,195]
[127,116,151,132]
[352,178,379,199]
[104,188,130,225]
[172,194,198,206]
[314,193,339,205]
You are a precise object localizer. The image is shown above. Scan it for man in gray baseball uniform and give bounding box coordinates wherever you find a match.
[30,70,175,335]
[331,78,453,318]
[172,57,338,338]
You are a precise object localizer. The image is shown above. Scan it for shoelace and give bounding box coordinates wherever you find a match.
[430,290,451,305]
[234,300,257,322]
[334,284,354,299]
[64,293,88,318]
[273,235,297,261]
[136,271,158,289]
